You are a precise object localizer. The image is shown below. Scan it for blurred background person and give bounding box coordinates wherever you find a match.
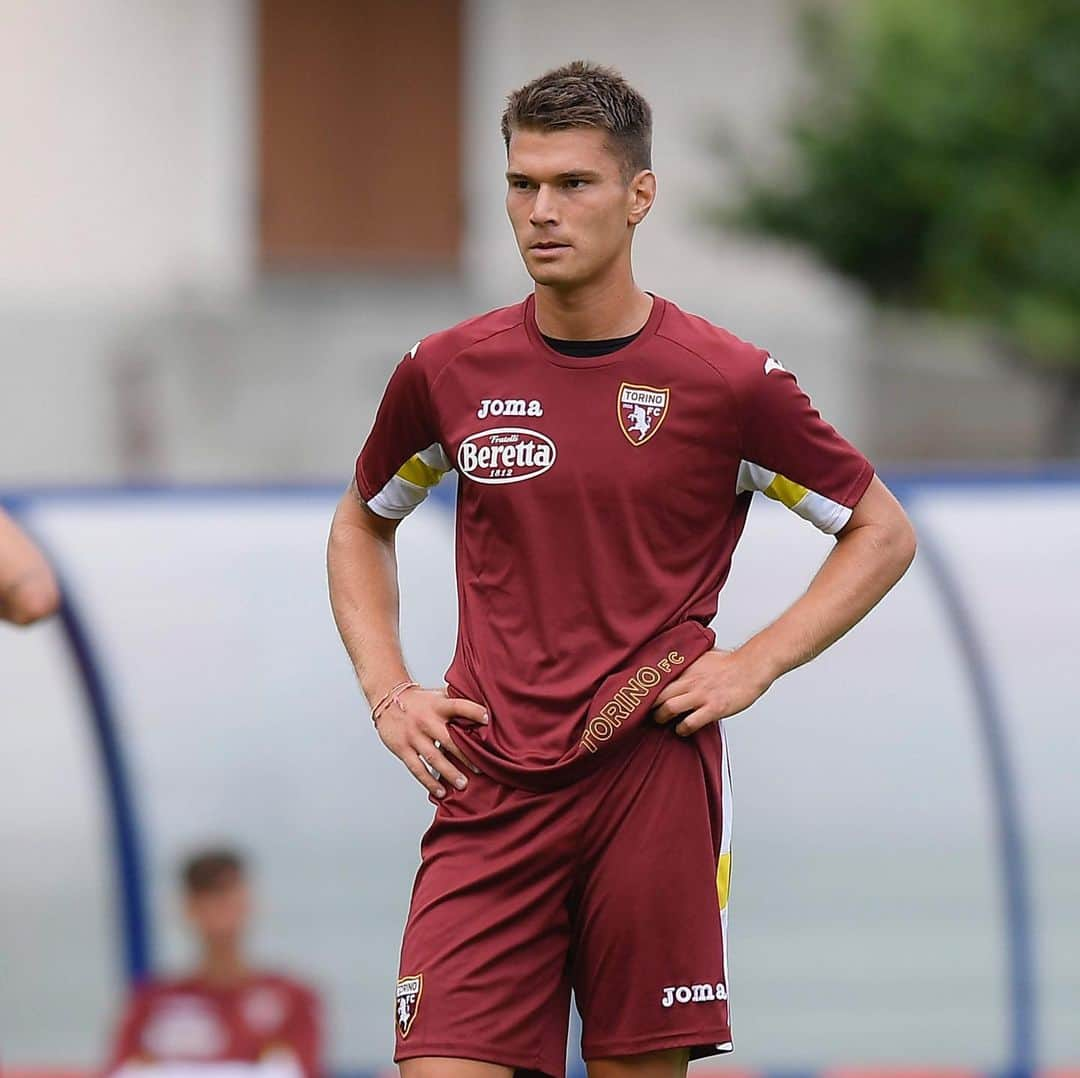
[0,507,59,626]
[105,848,321,1078]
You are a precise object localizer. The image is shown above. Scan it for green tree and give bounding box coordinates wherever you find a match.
[719,0,1080,455]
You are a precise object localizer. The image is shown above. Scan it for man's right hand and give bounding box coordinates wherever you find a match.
[375,687,488,798]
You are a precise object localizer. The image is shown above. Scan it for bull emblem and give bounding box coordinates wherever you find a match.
[618,383,670,445]
[396,974,423,1037]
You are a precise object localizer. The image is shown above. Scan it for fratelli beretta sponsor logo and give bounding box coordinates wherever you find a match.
[458,427,557,485]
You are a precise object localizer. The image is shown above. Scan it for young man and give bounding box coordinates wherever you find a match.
[106,849,322,1077]
[328,61,916,1078]
[0,507,59,625]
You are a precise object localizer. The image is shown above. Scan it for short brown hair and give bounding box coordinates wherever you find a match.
[181,847,245,894]
[501,61,652,180]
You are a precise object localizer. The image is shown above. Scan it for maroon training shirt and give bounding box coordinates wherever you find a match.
[356,293,874,787]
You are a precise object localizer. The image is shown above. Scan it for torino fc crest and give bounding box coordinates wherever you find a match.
[396,974,423,1037]
[618,383,670,445]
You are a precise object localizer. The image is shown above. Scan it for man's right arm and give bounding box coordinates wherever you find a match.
[0,508,60,626]
[327,481,411,708]
[327,481,486,797]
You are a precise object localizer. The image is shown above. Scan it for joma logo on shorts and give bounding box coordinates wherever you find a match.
[661,982,728,1008]
[477,398,544,419]
[580,650,685,754]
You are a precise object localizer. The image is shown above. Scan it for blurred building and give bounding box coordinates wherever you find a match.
[0,0,1058,487]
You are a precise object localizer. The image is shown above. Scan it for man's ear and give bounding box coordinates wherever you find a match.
[628,169,657,225]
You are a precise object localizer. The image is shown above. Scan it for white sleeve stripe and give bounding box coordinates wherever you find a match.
[736,460,775,496]
[366,474,429,520]
[416,442,452,472]
[789,489,852,534]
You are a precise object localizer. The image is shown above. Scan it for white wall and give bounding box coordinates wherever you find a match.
[0,0,847,326]
[0,0,254,309]
[0,1,1048,484]
[0,0,882,488]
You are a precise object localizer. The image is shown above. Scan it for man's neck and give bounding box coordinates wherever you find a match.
[533,273,653,341]
[197,947,248,988]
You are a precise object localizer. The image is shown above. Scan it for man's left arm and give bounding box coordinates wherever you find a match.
[653,474,916,734]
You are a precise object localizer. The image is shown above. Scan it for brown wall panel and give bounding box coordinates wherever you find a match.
[259,0,462,267]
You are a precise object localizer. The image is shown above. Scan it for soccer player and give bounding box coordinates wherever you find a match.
[0,506,59,625]
[106,848,322,1076]
[328,61,916,1078]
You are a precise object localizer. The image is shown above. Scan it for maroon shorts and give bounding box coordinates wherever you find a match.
[393,719,734,1077]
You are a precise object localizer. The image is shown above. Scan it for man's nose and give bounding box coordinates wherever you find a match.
[529,184,559,226]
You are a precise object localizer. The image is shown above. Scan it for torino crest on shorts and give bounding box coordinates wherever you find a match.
[618,382,670,445]
[396,974,422,1037]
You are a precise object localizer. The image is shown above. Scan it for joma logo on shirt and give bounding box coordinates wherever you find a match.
[580,650,685,753]
[477,398,544,419]
[458,428,557,485]
[661,982,728,1008]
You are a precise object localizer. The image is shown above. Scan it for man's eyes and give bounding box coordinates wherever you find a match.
[508,179,589,190]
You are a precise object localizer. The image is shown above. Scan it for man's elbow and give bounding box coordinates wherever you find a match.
[883,512,918,581]
[8,575,61,625]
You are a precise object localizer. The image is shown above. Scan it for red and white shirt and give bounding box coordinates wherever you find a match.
[106,973,321,1078]
[356,293,874,786]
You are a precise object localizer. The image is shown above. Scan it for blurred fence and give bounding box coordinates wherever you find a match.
[1,475,1078,1072]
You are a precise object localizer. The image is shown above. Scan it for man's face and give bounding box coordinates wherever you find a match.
[184,874,251,950]
[505,126,654,290]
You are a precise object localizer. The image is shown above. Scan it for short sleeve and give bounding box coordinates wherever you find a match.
[104,987,152,1071]
[734,352,874,534]
[355,344,452,520]
[279,985,323,1078]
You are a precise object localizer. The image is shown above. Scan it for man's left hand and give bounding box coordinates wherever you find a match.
[651,648,775,736]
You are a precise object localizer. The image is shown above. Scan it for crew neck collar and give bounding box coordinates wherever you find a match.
[524,292,665,370]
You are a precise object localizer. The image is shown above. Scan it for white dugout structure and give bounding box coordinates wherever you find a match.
[1,475,1077,1073]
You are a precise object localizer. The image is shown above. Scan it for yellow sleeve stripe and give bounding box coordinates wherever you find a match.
[397,454,447,489]
[763,473,809,510]
[716,850,732,911]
